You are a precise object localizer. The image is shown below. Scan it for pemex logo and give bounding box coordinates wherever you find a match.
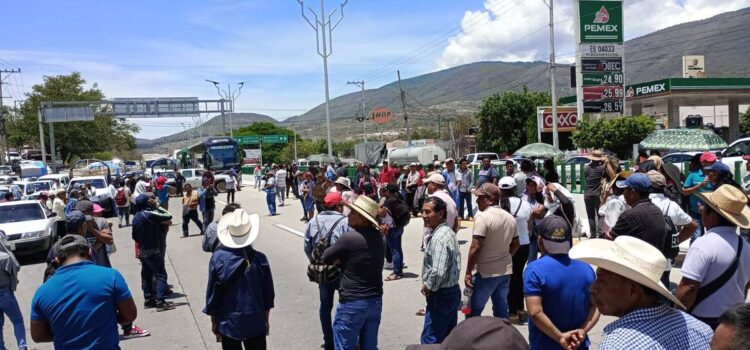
[594,6,610,23]
[626,87,635,98]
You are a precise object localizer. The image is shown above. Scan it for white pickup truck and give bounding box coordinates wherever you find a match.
[180,169,233,192]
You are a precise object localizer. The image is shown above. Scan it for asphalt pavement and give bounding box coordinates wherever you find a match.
[2,176,715,349]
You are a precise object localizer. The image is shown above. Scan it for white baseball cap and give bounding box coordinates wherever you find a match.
[498,176,516,189]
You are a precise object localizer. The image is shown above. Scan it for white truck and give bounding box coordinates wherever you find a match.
[388,145,447,165]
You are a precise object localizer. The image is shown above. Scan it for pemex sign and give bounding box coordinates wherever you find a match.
[579,1,623,44]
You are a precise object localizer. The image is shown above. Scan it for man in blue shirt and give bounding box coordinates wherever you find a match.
[682,153,713,243]
[132,194,175,312]
[30,235,137,349]
[205,209,274,349]
[524,216,599,350]
[304,192,350,350]
[476,157,499,187]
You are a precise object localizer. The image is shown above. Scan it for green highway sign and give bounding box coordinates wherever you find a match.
[579,0,623,44]
[235,134,288,144]
[582,72,624,86]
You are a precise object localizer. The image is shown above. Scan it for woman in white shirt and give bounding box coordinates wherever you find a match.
[498,177,532,324]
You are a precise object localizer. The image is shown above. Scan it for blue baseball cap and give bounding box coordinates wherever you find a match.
[704,162,730,176]
[616,172,651,193]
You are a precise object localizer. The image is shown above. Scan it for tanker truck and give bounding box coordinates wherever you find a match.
[387,145,446,165]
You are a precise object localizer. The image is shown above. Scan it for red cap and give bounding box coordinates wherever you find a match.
[324,192,343,207]
[700,151,717,163]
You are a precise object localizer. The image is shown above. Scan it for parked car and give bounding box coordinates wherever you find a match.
[556,156,591,184]
[0,175,19,185]
[69,176,115,217]
[14,181,53,200]
[180,168,232,193]
[463,152,505,166]
[0,200,58,255]
[0,185,22,201]
[38,174,71,189]
[661,152,701,174]
[719,137,750,180]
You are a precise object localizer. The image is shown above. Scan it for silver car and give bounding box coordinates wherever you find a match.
[0,200,58,255]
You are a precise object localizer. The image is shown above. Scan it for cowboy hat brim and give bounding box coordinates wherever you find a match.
[569,239,685,309]
[587,154,605,161]
[343,201,379,228]
[217,213,260,249]
[696,191,750,229]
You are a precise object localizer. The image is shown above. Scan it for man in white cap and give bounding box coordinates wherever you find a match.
[677,185,750,330]
[570,236,712,349]
[204,209,274,349]
[322,196,385,350]
[424,173,459,233]
[442,158,459,207]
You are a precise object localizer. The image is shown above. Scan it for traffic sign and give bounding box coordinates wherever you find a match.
[581,58,622,72]
[581,72,624,86]
[579,0,623,43]
[583,99,624,113]
[235,134,288,144]
[43,106,95,122]
[112,97,200,118]
[583,86,624,101]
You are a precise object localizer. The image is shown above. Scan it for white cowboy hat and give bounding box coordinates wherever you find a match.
[343,195,379,228]
[334,177,351,190]
[569,236,684,308]
[217,209,260,249]
[696,185,750,229]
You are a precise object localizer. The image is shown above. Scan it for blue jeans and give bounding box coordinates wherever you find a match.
[0,288,26,350]
[689,211,704,244]
[458,192,473,219]
[468,273,511,318]
[387,227,404,275]
[319,281,339,350]
[140,254,168,302]
[333,297,382,350]
[421,285,460,344]
[265,190,276,215]
[528,239,539,264]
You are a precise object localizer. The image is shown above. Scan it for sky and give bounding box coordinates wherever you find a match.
[0,0,746,139]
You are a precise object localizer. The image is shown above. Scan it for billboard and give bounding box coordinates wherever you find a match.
[244,149,261,163]
[539,107,579,132]
[579,0,623,43]
[369,107,394,124]
[682,55,706,78]
[112,97,199,118]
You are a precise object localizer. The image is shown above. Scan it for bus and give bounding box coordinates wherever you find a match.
[203,137,243,171]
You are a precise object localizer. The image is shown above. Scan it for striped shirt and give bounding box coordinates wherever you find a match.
[422,223,461,292]
[458,168,473,192]
[599,303,712,350]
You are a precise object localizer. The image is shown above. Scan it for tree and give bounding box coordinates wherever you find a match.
[234,122,300,165]
[571,115,655,159]
[739,106,750,137]
[475,87,551,155]
[10,72,139,163]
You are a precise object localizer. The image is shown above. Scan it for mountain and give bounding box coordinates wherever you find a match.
[283,7,750,127]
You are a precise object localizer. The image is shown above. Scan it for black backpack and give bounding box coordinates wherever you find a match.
[385,196,411,228]
[307,216,346,284]
[661,202,680,260]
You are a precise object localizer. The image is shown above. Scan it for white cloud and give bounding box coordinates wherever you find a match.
[436,0,749,69]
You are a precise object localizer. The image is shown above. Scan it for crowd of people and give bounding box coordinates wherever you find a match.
[2,148,749,350]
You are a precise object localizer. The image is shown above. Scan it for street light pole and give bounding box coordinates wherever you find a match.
[347,80,367,143]
[205,79,249,138]
[543,0,559,148]
[297,0,348,156]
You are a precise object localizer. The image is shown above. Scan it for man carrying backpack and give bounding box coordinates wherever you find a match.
[115,182,131,228]
[303,193,350,350]
[382,184,411,281]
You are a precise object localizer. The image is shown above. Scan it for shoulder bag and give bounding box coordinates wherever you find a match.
[688,236,743,313]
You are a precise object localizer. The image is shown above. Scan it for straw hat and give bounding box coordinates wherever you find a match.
[569,236,684,308]
[334,177,351,190]
[217,209,260,249]
[343,195,379,228]
[696,185,750,229]
[587,149,605,161]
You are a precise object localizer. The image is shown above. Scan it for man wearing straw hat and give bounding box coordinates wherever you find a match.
[676,185,750,330]
[322,196,385,350]
[205,209,274,349]
[569,236,712,349]
[583,150,616,239]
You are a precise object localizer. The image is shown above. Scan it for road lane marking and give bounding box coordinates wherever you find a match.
[275,224,304,238]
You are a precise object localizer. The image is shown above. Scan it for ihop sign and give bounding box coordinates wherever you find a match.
[539,107,578,132]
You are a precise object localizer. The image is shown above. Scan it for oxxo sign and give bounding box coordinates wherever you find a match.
[540,107,578,132]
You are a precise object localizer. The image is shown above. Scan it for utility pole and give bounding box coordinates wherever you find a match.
[297,0,348,156]
[205,79,248,138]
[544,0,559,148]
[347,80,367,143]
[397,70,411,146]
[0,69,20,165]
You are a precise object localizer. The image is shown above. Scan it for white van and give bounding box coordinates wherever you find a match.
[38,174,71,189]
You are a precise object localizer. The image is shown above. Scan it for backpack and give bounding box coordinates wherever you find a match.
[307,216,345,284]
[662,202,680,260]
[115,188,127,207]
[385,196,410,228]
